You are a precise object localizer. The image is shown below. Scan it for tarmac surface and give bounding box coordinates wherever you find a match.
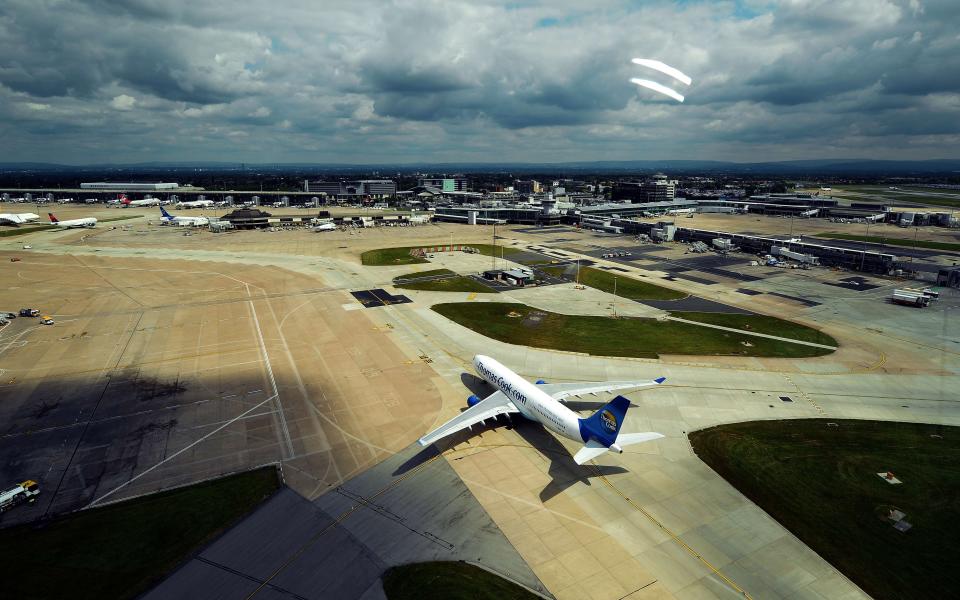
[146,447,548,600]
[1,213,957,599]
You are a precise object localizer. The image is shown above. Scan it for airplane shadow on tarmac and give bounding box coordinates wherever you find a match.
[393,372,628,502]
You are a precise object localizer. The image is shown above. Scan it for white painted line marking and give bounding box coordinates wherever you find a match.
[86,392,281,508]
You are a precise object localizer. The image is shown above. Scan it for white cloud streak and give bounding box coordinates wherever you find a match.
[0,0,957,163]
[631,59,692,86]
[630,78,685,103]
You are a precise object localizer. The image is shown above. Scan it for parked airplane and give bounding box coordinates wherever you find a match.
[0,212,39,226]
[159,206,209,227]
[120,194,160,207]
[313,222,336,232]
[47,213,96,228]
[177,199,214,209]
[419,355,664,464]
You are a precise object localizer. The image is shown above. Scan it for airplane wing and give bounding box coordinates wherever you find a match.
[538,377,665,402]
[418,391,518,447]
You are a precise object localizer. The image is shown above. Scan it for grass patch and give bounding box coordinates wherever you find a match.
[882,196,960,209]
[462,243,525,259]
[815,232,960,253]
[383,561,539,600]
[671,311,836,346]
[0,467,281,600]
[393,268,457,280]
[433,302,833,358]
[361,243,525,266]
[393,268,495,293]
[0,225,56,237]
[689,420,960,600]
[544,264,686,300]
[100,215,144,224]
[832,186,960,208]
[538,265,568,278]
[361,246,430,265]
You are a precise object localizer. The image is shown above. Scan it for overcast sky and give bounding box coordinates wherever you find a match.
[1,0,958,164]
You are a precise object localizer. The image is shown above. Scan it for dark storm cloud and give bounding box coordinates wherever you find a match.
[0,0,957,163]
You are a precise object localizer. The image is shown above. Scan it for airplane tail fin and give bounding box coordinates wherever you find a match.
[160,206,172,218]
[574,395,663,465]
[578,395,630,448]
[47,212,58,223]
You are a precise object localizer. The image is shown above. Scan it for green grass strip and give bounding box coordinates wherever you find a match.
[393,268,495,293]
[690,420,960,600]
[0,467,281,600]
[0,225,57,237]
[671,311,836,346]
[815,232,960,253]
[433,302,833,358]
[542,264,686,300]
[361,243,525,266]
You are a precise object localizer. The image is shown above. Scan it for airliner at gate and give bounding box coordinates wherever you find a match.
[418,355,665,464]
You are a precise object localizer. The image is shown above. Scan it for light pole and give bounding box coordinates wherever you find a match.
[492,221,497,271]
[576,258,581,285]
[911,224,919,265]
[612,276,618,318]
[859,219,871,271]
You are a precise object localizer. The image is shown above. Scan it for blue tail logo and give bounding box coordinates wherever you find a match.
[160,206,172,219]
[599,410,617,433]
[578,395,630,447]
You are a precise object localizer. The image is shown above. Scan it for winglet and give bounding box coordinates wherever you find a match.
[654,377,666,384]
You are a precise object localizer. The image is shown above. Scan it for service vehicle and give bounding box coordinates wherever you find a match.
[0,480,40,512]
[19,308,39,317]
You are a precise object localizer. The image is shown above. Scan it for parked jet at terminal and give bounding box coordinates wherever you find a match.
[159,206,209,226]
[47,213,96,228]
[177,199,214,208]
[120,194,160,207]
[313,222,336,232]
[0,212,39,226]
[419,355,664,464]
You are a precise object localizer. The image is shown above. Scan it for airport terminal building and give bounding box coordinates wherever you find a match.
[302,179,396,199]
[80,182,180,190]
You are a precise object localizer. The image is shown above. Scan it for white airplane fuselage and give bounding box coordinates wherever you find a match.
[124,199,160,207]
[53,218,96,228]
[178,201,214,208]
[166,216,208,226]
[0,212,39,224]
[472,355,581,441]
